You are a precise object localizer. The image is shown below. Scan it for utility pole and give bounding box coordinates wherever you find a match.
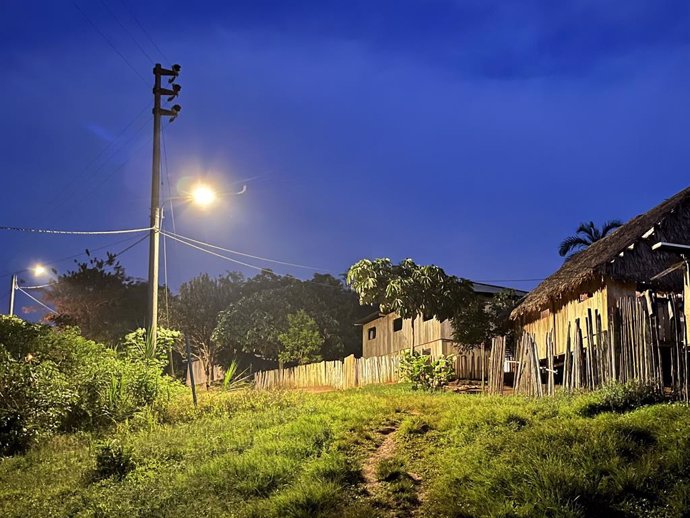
[8,274,17,316]
[148,63,181,375]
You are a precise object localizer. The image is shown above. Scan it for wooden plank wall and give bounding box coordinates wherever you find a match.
[362,313,447,357]
[521,283,616,358]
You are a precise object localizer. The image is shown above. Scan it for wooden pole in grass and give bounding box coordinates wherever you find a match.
[185,336,198,408]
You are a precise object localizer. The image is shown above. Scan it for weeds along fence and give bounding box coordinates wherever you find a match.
[254,354,400,390]
[489,295,690,399]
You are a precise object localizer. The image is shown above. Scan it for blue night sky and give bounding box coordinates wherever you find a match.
[1,1,689,313]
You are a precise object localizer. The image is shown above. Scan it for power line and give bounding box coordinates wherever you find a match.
[164,230,329,271]
[113,234,148,256]
[0,234,145,281]
[0,226,151,235]
[163,232,267,271]
[44,105,150,217]
[72,1,147,83]
[16,288,57,314]
[117,0,169,62]
[99,0,155,63]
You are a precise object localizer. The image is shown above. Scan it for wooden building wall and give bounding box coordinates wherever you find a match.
[361,314,489,380]
[520,280,637,359]
[362,313,448,357]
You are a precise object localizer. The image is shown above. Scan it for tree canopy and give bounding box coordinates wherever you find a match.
[212,271,371,364]
[43,253,149,345]
[278,310,324,366]
[347,258,475,347]
[347,258,518,350]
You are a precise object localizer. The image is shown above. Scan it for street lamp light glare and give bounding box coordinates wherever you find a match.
[33,264,47,277]
[191,184,216,207]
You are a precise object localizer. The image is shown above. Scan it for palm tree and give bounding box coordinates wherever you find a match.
[559,220,623,259]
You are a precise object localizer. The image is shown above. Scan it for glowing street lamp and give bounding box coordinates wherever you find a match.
[190,183,217,208]
[8,264,48,316]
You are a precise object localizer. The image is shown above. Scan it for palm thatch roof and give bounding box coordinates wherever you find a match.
[511,186,690,321]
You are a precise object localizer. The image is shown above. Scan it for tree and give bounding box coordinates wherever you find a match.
[559,220,623,259]
[213,272,372,363]
[450,289,519,350]
[43,253,149,345]
[347,258,474,350]
[170,272,245,388]
[278,310,323,366]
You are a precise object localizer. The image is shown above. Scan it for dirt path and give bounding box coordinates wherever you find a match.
[359,421,422,518]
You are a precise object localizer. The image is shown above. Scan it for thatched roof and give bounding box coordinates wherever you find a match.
[511,186,690,321]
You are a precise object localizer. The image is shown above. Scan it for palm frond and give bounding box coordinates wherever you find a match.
[575,221,599,242]
[559,236,592,257]
[601,219,623,237]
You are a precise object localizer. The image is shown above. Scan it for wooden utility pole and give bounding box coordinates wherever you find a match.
[147,63,181,375]
[8,274,17,316]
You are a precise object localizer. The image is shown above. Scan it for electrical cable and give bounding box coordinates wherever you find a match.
[162,232,266,271]
[99,0,155,63]
[16,288,58,314]
[163,230,328,271]
[113,233,148,256]
[117,0,169,62]
[0,226,151,235]
[162,230,171,324]
[45,106,150,216]
[72,1,147,83]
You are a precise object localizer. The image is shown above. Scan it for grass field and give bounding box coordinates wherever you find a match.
[1,384,690,518]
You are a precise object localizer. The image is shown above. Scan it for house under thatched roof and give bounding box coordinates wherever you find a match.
[512,186,690,321]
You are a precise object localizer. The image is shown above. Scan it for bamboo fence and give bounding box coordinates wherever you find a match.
[253,354,401,390]
[511,295,689,399]
[487,336,506,395]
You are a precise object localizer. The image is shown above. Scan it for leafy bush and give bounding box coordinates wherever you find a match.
[0,316,181,455]
[580,380,664,417]
[399,350,455,390]
[94,440,136,481]
[0,350,77,456]
[120,327,181,365]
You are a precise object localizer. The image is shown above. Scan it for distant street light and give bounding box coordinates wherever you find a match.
[8,264,48,316]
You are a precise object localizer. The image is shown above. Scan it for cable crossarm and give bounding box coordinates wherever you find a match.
[0,226,152,235]
[162,232,266,271]
[16,288,58,314]
[162,230,326,271]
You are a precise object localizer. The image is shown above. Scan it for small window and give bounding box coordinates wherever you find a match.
[393,317,403,332]
[368,327,377,340]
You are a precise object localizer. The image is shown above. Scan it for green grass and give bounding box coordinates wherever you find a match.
[1,385,690,517]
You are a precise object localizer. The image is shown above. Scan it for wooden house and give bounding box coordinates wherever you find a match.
[357,282,527,379]
[510,186,690,388]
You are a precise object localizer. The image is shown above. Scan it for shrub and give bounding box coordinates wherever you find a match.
[580,380,664,417]
[0,316,182,455]
[399,350,455,390]
[0,349,77,456]
[94,440,136,480]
